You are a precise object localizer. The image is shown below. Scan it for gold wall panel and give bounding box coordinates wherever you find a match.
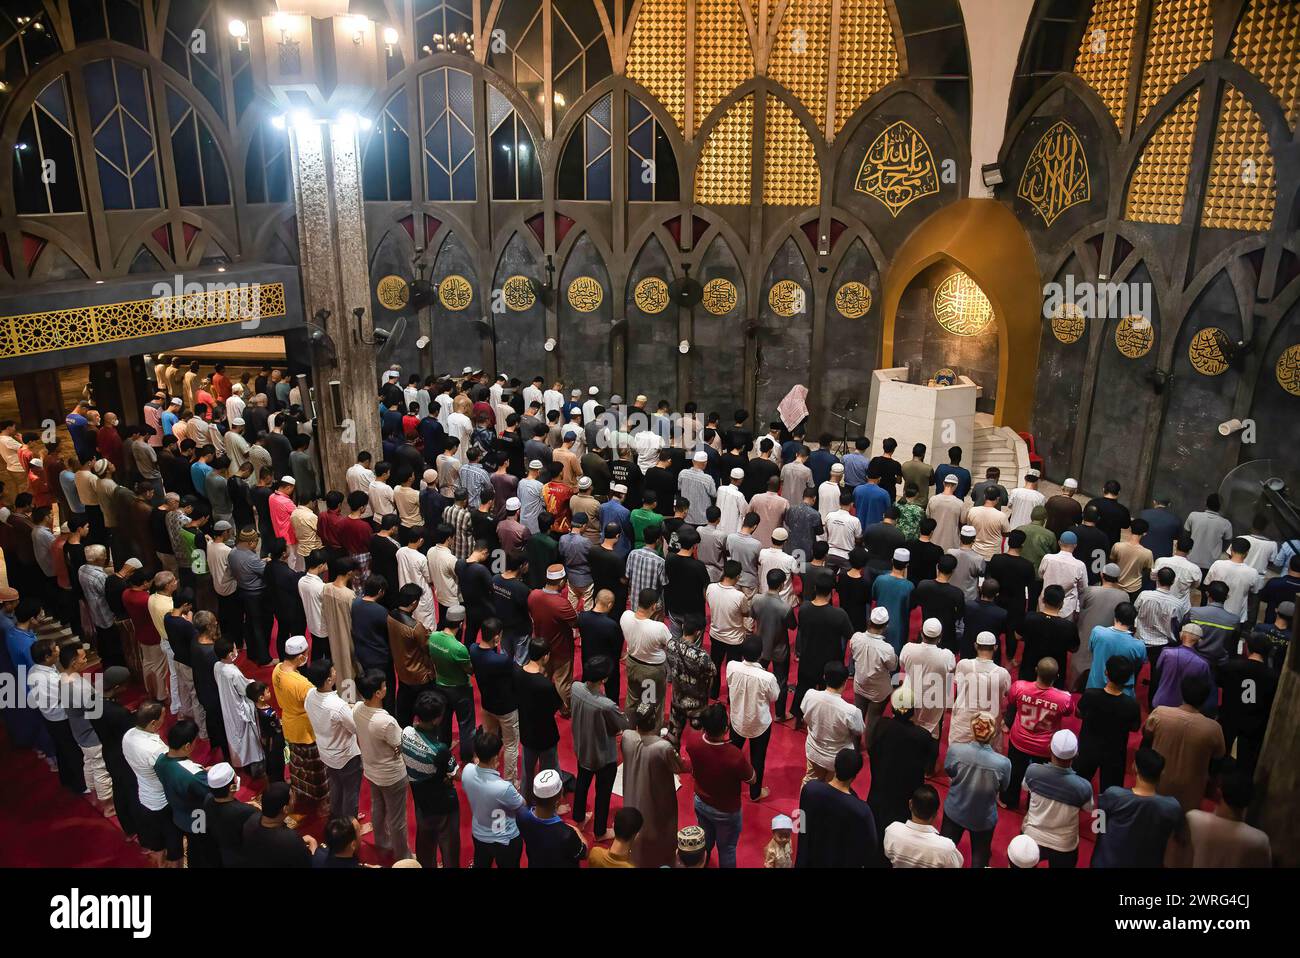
[702,278,739,314]
[763,97,820,205]
[1188,327,1229,375]
[834,0,899,134]
[1125,89,1199,224]
[1136,0,1212,123]
[633,277,669,314]
[769,0,832,129]
[835,281,872,318]
[1231,0,1300,129]
[1017,121,1091,226]
[853,119,938,216]
[1201,85,1276,231]
[695,95,754,205]
[626,0,688,134]
[438,275,473,310]
[1115,314,1154,357]
[933,272,994,337]
[1073,0,1139,128]
[1276,344,1300,396]
[694,0,753,135]
[0,283,288,361]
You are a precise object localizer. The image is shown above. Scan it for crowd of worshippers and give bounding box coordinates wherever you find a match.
[0,360,1293,869]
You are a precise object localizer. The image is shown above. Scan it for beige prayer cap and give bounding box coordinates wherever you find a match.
[391,859,422,868]
[971,712,997,742]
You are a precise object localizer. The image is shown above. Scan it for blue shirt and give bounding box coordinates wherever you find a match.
[842,452,871,488]
[807,449,840,487]
[1087,626,1146,694]
[5,625,36,670]
[871,573,914,652]
[943,741,1012,831]
[1090,787,1184,868]
[460,762,524,843]
[65,413,90,459]
[853,482,891,527]
[933,464,972,501]
[191,460,214,496]
[597,500,633,557]
[161,411,179,437]
[59,471,83,512]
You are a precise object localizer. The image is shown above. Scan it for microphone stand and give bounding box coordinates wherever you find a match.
[829,407,862,457]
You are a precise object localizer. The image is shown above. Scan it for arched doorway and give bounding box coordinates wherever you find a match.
[881,199,1041,430]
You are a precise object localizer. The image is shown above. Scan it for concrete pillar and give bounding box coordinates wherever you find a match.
[285,116,381,488]
[1253,646,1300,865]
[959,0,1035,198]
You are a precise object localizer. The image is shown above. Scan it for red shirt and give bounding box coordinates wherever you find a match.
[543,481,573,533]
[211,372,232,402]
[123,588,160,645]
[527,587,578,662]
[95,427,125,475]
[1007,680,1074,757]
[684,728,753,813]
[337,516,373,556]
[317,509,343,549]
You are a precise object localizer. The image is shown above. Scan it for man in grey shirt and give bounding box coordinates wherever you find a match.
[696,506,728,582]
[1184,495,1233,580]
[725,512,763,595]
[569,656,629,839]
[783,486,824,566]
[947,525,986,602]
[678,451,717,526]
[206,457,235,526]
[128,426,164,500]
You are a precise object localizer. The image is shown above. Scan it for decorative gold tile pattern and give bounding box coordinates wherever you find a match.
[1188,327,1230,375]
[1201,84,1276,231]
[693,0,753,135]
[834,0,899,134]
[1073,0,1139,128]
[769,0,831,129]
[1125,89,1199,224]
[695,95,753,204]
[1137,0,1212,123]
[626,0,688,134]
[1231,0,1300,129]
[0,283,287,360]
[763,96,820,205]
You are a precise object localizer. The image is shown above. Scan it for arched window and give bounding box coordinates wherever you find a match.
[166,85,230,206]
[84,58,163,210]
[487,0,545,108]
[163,0,225,119]
[0,4,61,111]
[363,88,413,201]
[244,119,290,204]
[69,0,147,50]
[421,67,477,201]
[12,76,84,214]
[551,0,611,124]
[414,0,475,58]
[627,95,678,201]
[558,93,611,200]
[489,87,541,200]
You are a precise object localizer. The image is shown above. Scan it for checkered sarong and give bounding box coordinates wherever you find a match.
[287,741,330,803]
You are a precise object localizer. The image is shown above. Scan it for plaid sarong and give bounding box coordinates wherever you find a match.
[287,741,330,804]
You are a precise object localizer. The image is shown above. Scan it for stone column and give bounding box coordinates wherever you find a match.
[285,115,381,489]
[1254,648,1300,865]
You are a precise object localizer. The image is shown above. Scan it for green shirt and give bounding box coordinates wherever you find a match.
[428,629,472,687]
[154,753,210,832]
[629,507,662,550]
[1016,521,1059,576]
[896,502,924,541]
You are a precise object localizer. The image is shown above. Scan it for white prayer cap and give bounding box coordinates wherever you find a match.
[284,635,309,656]
[692,450,709,463]
[533,768,563,799]
[280,475,296,486]
[890,685,914,711]
[207,763,236,789]
[462,366,473,374]
[213,520,233,532]
[1063,477,1078,490]
[609,395,623,405]
[506,497,521,512]
[528,459,544,471]
[589,386,599,396]
[1050,729,1079,760]
[960,524,977,538]
[124,558,143,570]
[571,388,582,398]
[231,417,245,427]
[893,548,910,563]
[546,564,566,581]
[423,469,437,485]
[922,617,943,639]
[383,370,400,381]
[577,476,592,490]
[1007,835,1040,868]
[635,394,648,403]
[831,463,844,473]
[942,474,958,485]
[28,458,41,468]
[232,383,244,393]
[772,527,788,542]
[870,607,890,626]
[178,515,191,525]
[164,492,180,503]
[169,397,182,406]
[771,814,794,831]
[610,483,627,495]
[975,631,997,648]
[0,508,12,524]
[730,467,745,480]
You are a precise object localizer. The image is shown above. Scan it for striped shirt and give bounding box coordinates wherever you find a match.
[625,547,666,605]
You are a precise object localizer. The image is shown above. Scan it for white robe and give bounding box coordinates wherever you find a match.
[216,660,263,768]
[397,546,438,631]
[716,484,748,537]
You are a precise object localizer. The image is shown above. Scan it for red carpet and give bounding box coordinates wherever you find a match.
[2,610,1179,868]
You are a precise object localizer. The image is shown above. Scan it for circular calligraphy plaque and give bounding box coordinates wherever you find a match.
[502,275,536,311]
[1115,315,1154,359]
[376,275,409,311]
[567,276,604,312]
[1276,344,1300,397]
[768,280,806,318]
[438,275,473,311]
[933,272,994,337]
[835,282,873,319]
[701,278,738,316]
[1050,302,1086,344]
[633,277,669,315]
[1188,328,1229,376]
